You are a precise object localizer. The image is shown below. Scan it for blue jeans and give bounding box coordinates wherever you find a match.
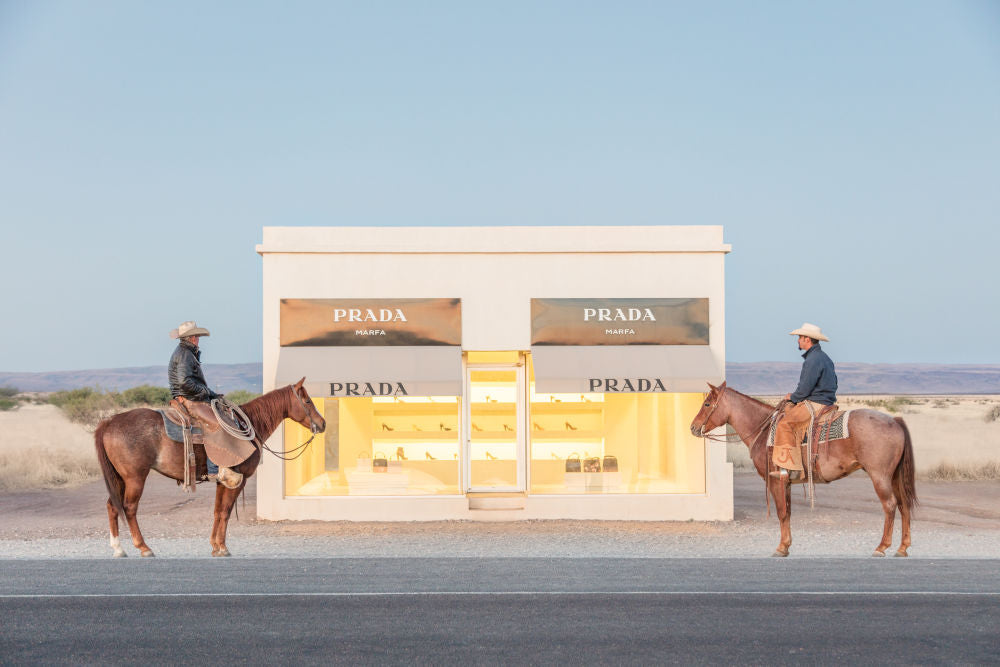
[206,457,218,475]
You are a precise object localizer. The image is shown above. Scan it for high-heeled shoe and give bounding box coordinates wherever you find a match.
[503,424,513,432]
[425,451,437,460]
[533,422,544,431]
[485,451,497,460]
[412,424,423,431]
[472,423,483,432]
[565,421,577,431]
[396,446,408,460]
[381,423,394,431]
[440,423,452,432]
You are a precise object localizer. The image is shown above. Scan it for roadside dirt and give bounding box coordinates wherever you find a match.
[1,472,998,559]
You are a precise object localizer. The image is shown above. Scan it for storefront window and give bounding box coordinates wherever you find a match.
[284,396,461,496]
[528,371,705,495]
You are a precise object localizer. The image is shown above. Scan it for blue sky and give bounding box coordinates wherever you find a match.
[1,1,997,371]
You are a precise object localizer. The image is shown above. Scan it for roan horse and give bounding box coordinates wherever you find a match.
[94,378,325,557]
[690,382,916,558]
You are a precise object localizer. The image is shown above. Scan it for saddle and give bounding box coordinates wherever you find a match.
[161,397,257,491]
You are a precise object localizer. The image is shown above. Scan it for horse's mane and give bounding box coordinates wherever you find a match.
[239,385,292,439]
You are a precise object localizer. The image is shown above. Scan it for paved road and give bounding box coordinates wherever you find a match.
[2,559,998,664]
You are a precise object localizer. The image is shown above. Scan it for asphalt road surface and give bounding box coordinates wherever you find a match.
[2,558,998,664]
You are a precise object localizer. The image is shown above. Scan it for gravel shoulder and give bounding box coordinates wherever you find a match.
[1,472,998,559]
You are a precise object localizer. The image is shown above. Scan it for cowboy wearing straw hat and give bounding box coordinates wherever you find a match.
[770,323,838,480]
[168,321,239,486]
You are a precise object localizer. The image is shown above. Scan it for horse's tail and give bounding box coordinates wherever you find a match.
[94,419,126,516]
[892,417,918,512]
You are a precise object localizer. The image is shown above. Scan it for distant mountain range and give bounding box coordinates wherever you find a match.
[2,362,999,395]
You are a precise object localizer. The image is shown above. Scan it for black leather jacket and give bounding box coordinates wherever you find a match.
[168,340,219,401]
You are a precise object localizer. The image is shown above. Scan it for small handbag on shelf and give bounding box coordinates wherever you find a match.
[602,455,619,472]
[565,453,582,473]
[356,452,372,472]
[372,452,388,473]
[583,457,601,473]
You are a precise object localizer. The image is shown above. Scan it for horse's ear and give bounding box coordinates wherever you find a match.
[295,377,305,389]
[719,380,727,389]
[707,382,717,392]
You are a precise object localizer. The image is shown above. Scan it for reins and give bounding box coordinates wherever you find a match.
[254,386,321,461]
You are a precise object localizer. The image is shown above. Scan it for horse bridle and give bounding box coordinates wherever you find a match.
[694,387,726,437]
[256,385,322,461]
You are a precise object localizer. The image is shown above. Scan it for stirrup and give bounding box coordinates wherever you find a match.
[769,468,801,481]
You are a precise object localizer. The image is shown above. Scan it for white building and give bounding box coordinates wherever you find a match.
[256,226,732,521]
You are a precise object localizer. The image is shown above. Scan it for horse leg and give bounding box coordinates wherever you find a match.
[771,477,793,557]
[869,471,897,557]
[122,477,155,557]
[107,499,127,558]
[894,488,912,557]
[210,481,245,557]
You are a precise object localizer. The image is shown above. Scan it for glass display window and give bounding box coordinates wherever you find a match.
[527,360,706,495]
[284,396,461,496]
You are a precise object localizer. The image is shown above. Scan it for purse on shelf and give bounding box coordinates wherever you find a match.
[583,457,601,473]
[356,452,372,472]
[602,455,619,473]
[565,453,582,473]
[373,452,388,473]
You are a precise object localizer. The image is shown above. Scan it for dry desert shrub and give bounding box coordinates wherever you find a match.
[860,396,921,413]
[985,405,1000,423]
[0,447,99,492]
[920,461,1000,481]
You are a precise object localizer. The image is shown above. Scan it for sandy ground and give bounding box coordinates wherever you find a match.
[1,398,998,559]
[1,472,998,559]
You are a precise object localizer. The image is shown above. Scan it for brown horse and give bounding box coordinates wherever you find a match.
[94,378,325,557]
[690,382,916,558]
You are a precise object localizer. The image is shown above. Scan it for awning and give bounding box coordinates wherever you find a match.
[530,346,723,394]
[275,346,463,398]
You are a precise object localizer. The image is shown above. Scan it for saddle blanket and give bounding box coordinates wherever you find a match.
[767,409,853,448]
[157,409,202,443]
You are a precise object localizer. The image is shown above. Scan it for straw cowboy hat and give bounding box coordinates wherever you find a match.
[789,322,829,342]
[169,321,211,340]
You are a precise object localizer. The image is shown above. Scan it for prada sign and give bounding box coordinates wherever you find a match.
[280,298,461,347]
[531,298,709,346]
[330,382,409,397]
[589,378,667,392]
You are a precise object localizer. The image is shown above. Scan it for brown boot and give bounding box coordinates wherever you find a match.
[768,468,802,481]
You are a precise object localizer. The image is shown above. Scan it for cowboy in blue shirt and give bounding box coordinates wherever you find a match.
[771,322,838,480]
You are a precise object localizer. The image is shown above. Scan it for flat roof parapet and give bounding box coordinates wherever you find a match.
[256,225,731,255]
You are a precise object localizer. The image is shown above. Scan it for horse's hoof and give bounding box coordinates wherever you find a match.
[894,550,908,558]
[212,549,231,557]
[871,550,886,558]
[112,550,127,559]
[141,550,155,558]
[771,550,788,558]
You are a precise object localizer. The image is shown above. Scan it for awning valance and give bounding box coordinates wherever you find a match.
[530,346,723,394]
[276,346,462,398]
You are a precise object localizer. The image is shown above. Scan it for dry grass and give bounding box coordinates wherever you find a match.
[0,447,100,492]
[920,461,1000,481]
[985,405,1000,423]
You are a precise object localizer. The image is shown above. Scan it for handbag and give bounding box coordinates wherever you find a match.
[356,452,372,472]
[583,457,601,473]
[373,452,388,473]
[565,453,582,473]
[602,455,619,473]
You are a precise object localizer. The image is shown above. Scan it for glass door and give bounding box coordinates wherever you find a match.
[464,363,526,492]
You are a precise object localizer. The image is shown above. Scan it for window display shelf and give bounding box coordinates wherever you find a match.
[531,403,604,414]
[470,402,517,413]
[373,431,460,441]
[529,431,604,440]
[373,404,461,417]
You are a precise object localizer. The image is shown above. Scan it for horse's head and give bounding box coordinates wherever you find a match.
[689,380,728,437]
[289,378,326,435]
